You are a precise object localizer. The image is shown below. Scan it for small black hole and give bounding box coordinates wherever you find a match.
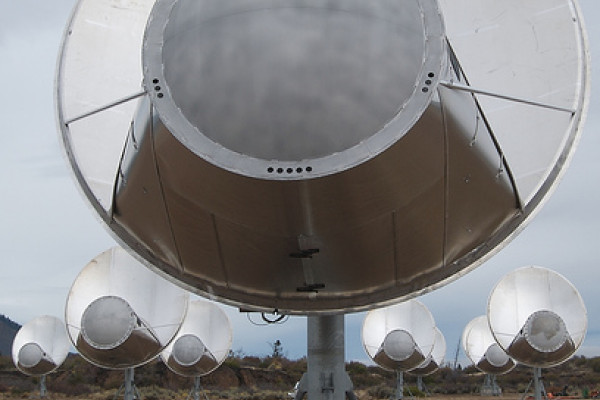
[306,166,313,172]
[425,80,432,85]
[287,168,293,174]
[157,93,164,98]
[153,78,159,84]
[422,87,429,93]
[428,72,435,78]
[267,167,274,173]
[296,168,303,173]
[154,86,161,91]
[277,168,284,174]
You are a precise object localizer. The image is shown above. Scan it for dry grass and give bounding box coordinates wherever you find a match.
[0,389,531,400]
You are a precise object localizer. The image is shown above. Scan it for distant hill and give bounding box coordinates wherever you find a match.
[0,315,20,357]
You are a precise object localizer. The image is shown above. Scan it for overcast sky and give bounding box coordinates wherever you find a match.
[1,0,599,370]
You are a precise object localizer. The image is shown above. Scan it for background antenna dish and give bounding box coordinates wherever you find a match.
[409,327,446,377]
[161,299,232,377]
[56,0,589,314]
[362,299,436,372]
[12,316,70,377]
[487,266,587,368]
[65,247,188,369]
[462,315,515,375]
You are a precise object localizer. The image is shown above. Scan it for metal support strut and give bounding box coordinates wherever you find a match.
[395,371,404,400]
[114,367,142,400]
[521,367,547,400]
[39,375,47,398]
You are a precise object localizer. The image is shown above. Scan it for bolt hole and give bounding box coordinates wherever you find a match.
[157,93,164,98]
[422,87,429,93]
[277,168,284,174]
[154,86,161,91]
[296,168,303,173]
[306,166,313,172]
[425,80,432,85]
[267,167,274,173]
[428,72,435,78]
[153,78,159,84]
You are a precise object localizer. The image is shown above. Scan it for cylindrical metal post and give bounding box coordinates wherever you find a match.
[534,367,543,400]
[395,370,404,400]
[39,375,47,398]
[303,315,354,400]
[124,368,135,400]
[193,376,201,400]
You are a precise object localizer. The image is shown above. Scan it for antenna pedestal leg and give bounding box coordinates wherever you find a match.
[188,376,209,400]
[117,367,141,400]
[296,315,355,400]
[481,374,501,396]
[395,371,404,400]
[521,367,546,400]
[534,367,546,400]
[39,375,47,398]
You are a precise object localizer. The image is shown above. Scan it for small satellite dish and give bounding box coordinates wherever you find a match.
[462,316,515,375]
[65,246,189,369]
[409,327,445,377]
[160,299,232,377]
[56,0,589,314]
[12,316,70,377]
[487,266,587,368]
[362,299,436,372]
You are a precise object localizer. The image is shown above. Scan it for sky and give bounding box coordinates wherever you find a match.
[0,0,599,370]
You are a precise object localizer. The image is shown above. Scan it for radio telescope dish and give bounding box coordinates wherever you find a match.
[56,0,589,314]
[362,300,436,372]
[487,266,587,368]
[161,299,232,377]
[409,327,445,377]
[12,316,70,377]
[65,246,189,369]
[462,316,515,375]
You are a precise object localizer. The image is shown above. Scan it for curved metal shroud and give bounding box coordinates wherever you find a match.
[112,69,518,313]
[55,0,589,314]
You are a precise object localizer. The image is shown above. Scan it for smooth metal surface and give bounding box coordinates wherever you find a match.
[487,266,587,368]
[462,316,515,375]
[506,310,575,367]
[65,246,189,369]
[295,315,355,400]
[123,368,139,400]
[18,343,47,369]
[57,0,589,314]
[362,300,435,372]
[161,299,232,377]
[409,327,445,377]
[81,296,137,350]
[11,316,70,377]
[143,0,444,177]
[382,330,421,363]
[439,0,589,205]
[77,295,164,369]
[533,367,545,400]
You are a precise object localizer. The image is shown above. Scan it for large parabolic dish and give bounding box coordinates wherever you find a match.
[487,266,587,368]
[160,299,232,378]
[462,316,515,375]
[361,299,436,372]
[12,316,70,377]
[56,0,589,314]
[65,247,189,369]
[408,327,446,377]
